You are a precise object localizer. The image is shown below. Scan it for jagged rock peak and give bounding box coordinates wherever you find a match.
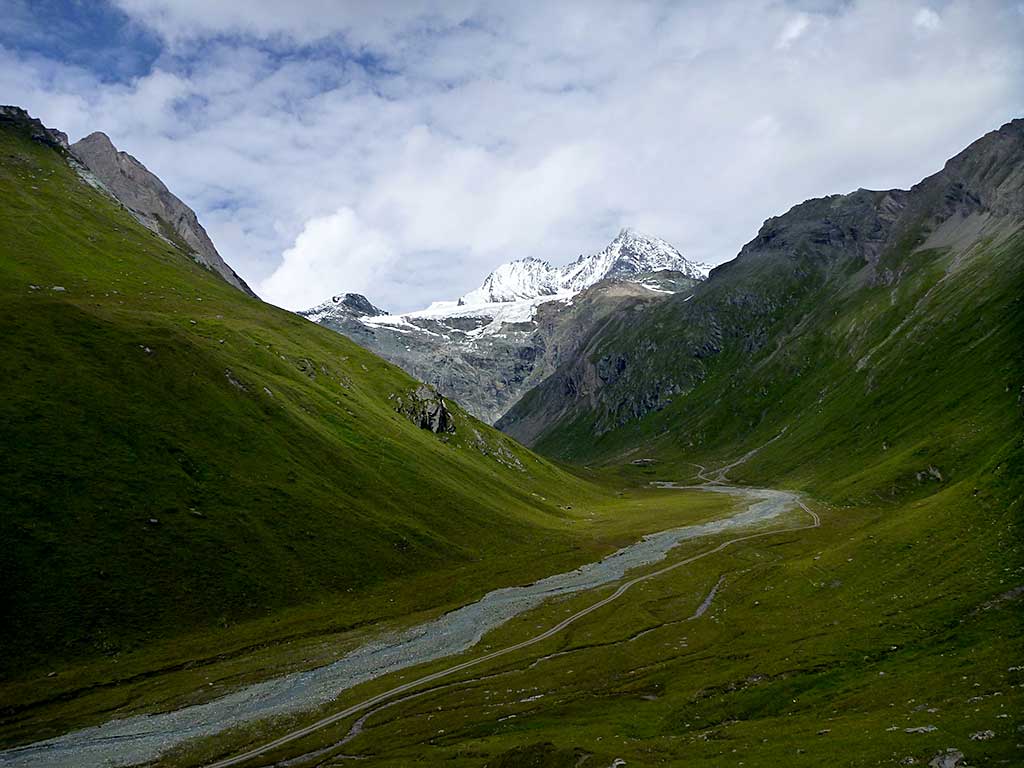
[77,131,117,150]
[461,228,709,305]
[70,130,257,298]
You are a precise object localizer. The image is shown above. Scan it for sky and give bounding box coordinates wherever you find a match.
[2,1,1023,312]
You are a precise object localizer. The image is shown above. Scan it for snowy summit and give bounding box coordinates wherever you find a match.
[461,228,708,305]
[302,228,708,343]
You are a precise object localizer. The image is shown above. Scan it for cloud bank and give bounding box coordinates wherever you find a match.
[2,0,1022,310]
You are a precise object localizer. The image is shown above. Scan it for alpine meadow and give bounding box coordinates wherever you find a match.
[0,3,1022,768]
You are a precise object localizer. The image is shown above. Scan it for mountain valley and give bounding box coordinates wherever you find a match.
[0,104,1020,768]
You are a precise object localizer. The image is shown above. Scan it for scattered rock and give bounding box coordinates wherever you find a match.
[906,725,938,734]
[470,428,525,470]
[969,730,994,740]
[224,369,247,391]
[263,387,274,398]
[147,518,159,525]
[928,748,964,768]
[51,285,66,292]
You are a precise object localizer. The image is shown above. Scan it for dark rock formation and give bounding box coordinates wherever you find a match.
[0,105,69,150]
[394,385,456,433]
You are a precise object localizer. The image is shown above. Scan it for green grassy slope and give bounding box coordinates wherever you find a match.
[178,219,1023,765]
[0,114,606,681]
[381,122,1024,766]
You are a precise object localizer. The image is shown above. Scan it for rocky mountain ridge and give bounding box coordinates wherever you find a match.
[497,118,1024,481]
[302,292,388,324]
[301,231,704,422]
[1,105,254,297]
[0,105,70,150]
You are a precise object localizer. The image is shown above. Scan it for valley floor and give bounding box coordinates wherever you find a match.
[0,480,734,765]
[7,455,1018,768]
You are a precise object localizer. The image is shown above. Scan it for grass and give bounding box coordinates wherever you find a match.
[144,150,1022,764]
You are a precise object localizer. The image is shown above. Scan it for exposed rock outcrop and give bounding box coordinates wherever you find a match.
[0,106,69,150]
[70,131,256,297]
[393,385,456,433]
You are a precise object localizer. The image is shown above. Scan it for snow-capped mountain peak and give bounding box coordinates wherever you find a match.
[460,228,707,305]
[465,256,560,304]
[299,228,708,424]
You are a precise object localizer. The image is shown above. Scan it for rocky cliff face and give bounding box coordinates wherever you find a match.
[70,131,256,297]
[0,106,69,150]
[393,385,457,433]
[498,119,1024,461]
[301,231,704,423]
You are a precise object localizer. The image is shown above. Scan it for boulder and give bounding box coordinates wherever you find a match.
[928,748,964,768]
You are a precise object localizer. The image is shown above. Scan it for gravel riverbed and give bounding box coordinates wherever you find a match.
[0,484,798,768]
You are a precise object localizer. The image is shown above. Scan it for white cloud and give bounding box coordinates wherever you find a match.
[776,13,812,49]
[260,208,397,311]
[5,1,1024,311]
[913,7,942,31]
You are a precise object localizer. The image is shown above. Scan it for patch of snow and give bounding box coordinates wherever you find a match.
[640,283,675,294]
[364,291,574,338]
